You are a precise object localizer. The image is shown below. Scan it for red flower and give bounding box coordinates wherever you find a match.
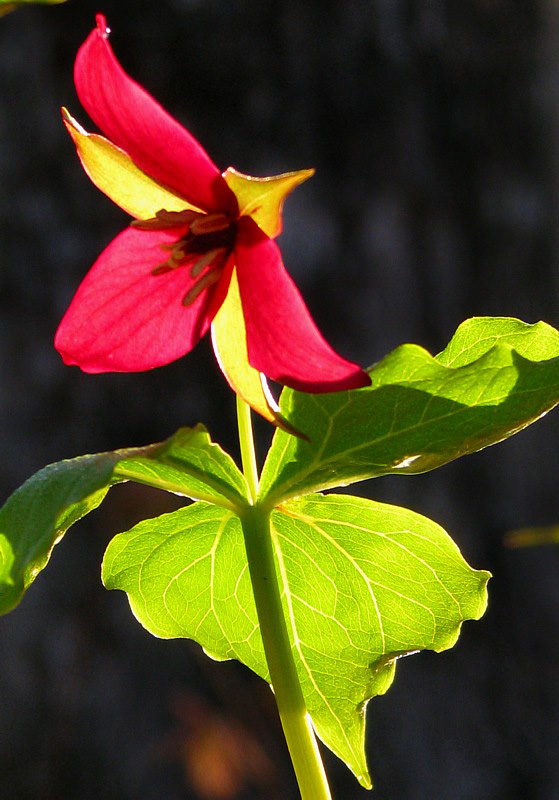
[56,15,370,425]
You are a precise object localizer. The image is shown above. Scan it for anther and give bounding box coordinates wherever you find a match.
[131,209,201,230]
[151,242,189,274]
[182,269,222,306]
[151,264,173,276]
[189,213,231,236]
[190,248,227,278]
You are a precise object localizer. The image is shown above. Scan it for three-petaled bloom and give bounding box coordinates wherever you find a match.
[56,15,370,427]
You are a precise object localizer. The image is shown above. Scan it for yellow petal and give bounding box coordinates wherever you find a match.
[211,268,306,438]
[223,166,314,238]
[62,108,202,219]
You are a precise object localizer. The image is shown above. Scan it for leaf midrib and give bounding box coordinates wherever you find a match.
[270,514,363,769]
[115,462,246,512]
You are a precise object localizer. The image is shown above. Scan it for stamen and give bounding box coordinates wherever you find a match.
[157,209,200,225]
[151,264,173,275]
[190,213,231,235]
[131,218,166,231]
[190,248,227,278]
[131,209,201,230]
[151,243,190,274]
[182,269,222,306]
[146,209,234,291]
[168,242,188,260]
[166,252,184,268]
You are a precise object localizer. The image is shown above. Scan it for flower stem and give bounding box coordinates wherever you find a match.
[236,398,332,800]
[236,394,259,503]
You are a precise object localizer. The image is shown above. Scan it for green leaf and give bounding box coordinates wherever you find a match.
[259,317,559,506]
[436,317,559,366]
[0,426,248,614]
[103,493,488,787]
[102,503,260,656]
[0,0,67,15]
[114,425,249,508]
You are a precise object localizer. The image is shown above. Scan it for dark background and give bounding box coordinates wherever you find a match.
[1,1,559,798]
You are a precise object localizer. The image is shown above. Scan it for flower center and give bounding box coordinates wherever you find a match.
[131,209,236,306]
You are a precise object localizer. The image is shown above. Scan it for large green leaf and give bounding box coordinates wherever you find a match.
[102,503,260,655]
[102,493,488,787]
[259,317,559,506]
[0,426,248,614]
[436,316,559,366]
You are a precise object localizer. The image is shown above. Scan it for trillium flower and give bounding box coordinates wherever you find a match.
[56,15,370,427]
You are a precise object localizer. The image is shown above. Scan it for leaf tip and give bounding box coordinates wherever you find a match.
[358,772,373,790]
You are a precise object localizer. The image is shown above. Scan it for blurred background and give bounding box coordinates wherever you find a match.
[1,1,559,798]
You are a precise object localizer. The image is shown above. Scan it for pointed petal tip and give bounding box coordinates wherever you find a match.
[275,413,310,441]
[223,166,315,238]
[343,368,372,391]
[95,14,110,38]
[281,366,371,394]
[260,375,310,440]
[291,165,314,185]
[61,107,85,136]
[62,109,196,218]
[75,15,229,212]
[235,218,372,394]
[223,165,315,184]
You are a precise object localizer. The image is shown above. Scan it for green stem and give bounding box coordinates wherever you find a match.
[236,394,259,503]
[236,398,332,800]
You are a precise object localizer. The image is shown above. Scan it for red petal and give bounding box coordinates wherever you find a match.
[55,227,217,373]
[234,218,370,393]
[74,16,235,214]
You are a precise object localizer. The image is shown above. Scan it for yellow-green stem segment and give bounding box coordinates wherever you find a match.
[236,394,259,503]
[236,397,332,800]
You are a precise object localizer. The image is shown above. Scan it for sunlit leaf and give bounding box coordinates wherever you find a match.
[0,426,248,613]
[259,317,559,506]
[103,493,488,786]
[436,316,559,365]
